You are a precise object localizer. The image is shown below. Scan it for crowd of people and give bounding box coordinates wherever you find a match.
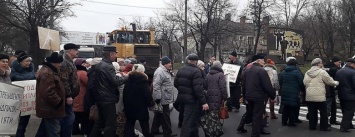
[0,43,355,137]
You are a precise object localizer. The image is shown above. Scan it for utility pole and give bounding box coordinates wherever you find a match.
[183,0,188,63]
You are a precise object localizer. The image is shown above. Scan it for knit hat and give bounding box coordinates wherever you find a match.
[132,64,145,73]
[14,50,25,56]
[331,57,341,63]
[74,58,86,66]
[86,58,93,65]
[17,52,31,63]
[286,57,296,63]
[212,61,222,68]
[230,51,237,57]
[311,58,323,66]
[46,52,63,63]
[161,56,171,65]
[266,59,275,65]
[90,58,102,65]
[251,54,265,62]
[197,60,205,68]
[0,53,9,60]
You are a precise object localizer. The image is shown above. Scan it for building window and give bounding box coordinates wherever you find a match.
[247,37,254,45]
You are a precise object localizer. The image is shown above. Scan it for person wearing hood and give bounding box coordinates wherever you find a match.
[151,56,177,137]
[279,58,304,127]
[205,61,227,111]
[264,59,279,119]
[72,59,89,135]
[304,58,339,131]
[0,54,11,84]
[10,52,36,137]
[123,64,155,137]
[335,58,355,132]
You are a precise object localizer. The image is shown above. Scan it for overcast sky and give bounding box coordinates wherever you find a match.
[61,0,249,33]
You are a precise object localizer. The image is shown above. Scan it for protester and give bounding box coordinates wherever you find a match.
[197,60,206,78]
[9,50,25,68]
[72,59,89,135]
[227,51,244,112]
[35,52,65,137]
[10,52,36,137]
[304,58,339,131]
[0,53,11,84]
[151,56,177,137]
[112,61,126,136]
[123,64,154,137]
[335,58,355,132]
[204,56,216,74]
[264,59,279,119]
[89,46,127,137]
[174,53,209,137]
[59,43,81,136]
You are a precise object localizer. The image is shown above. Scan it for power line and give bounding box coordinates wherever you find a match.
[72,8,160,18]
[80,0,168,10]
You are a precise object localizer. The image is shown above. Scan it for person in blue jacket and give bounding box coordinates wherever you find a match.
[10,52,36,137]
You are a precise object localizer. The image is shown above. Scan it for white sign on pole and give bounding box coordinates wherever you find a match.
[222,63,241,83]
[0,82,24,135]
[12,80,36,116]
[60,31,107,45]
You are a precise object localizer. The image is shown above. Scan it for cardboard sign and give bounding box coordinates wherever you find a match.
[0,82,24,135]
[222,63,241,83]
[38,27,60,51]
[12,80,36,116]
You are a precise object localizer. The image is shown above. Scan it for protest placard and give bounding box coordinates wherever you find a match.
[12,80,36,116]
[0,82,24,135]
[222,63,241,83]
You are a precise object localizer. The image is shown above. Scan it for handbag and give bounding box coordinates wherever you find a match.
[219,100,229,119]
[200,110,224,137]
[89,105,99,121]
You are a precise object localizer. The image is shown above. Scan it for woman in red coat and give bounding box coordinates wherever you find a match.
[72,59,89,135]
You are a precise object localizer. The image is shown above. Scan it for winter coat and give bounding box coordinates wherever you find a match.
[0,67,11,84]
[229,60,244,87]
[60,54,80,98]
[10,61,36,81]
[264,64,279,90]
[244,63,276,102]
[304,66,339,102]
[84,65,97,113]
[204,66,227,110]
[324,63,340,98]
[174,63,206,105]
[93,58,126,103]
[279,65,304,106]
[123,71,154,120]
[152,64,174,105]
[36,62,65,118]
[73,65,88,112]
[335,66,355,101]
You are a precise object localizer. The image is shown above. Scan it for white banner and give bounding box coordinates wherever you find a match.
[12,80,36,116]
[60,31,107,45]
[222,63,241,83]
[0,82,24,135]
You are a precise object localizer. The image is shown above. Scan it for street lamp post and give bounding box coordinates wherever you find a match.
[183,0,188,63]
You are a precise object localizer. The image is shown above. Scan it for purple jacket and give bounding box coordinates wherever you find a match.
[204,66,227,110]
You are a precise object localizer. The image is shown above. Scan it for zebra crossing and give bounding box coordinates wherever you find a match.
[265,104,355,129]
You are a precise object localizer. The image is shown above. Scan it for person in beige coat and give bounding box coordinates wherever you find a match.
[304,58,339,131]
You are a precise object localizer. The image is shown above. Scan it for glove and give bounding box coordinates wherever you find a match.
[155,99,161,104]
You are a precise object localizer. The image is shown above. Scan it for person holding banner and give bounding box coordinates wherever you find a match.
[35,52,65,137]
[227,51,244,112]
[0,53,11,84]
[10,52,36,137]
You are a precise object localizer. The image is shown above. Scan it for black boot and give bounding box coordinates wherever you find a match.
[236,112,248,133]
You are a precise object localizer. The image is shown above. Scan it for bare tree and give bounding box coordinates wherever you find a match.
[338,0,355,57]
[0,0,77,67]
[273,0,310,27]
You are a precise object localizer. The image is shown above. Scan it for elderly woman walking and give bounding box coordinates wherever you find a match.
[304,58,339,131]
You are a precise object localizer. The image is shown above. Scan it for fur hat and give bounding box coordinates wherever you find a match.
[266,59,275,65]
[286,57,296,63]
[46,52,63,63]
[212,61,222,68]
[251,54,265,62]
[161,56,171,65]
[230,51,237,57]
[331,57,341,63]
[14,50,25,56]
[132,64,145,73]
[64,43,80,50]
[0,53,9,61]
[17,52,31,63]
[311,58,323,66]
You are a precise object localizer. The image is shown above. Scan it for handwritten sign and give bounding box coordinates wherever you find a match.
[222,63,241,83]
[0,82,24,135]
[12,80,36,116]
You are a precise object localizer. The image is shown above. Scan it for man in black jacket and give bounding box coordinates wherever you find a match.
[244,55,276,137]
[227,51,244,112]
[335,58,355,132]
[324,57,342,125]
[90,46,127,137]
[174,53,209,137]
